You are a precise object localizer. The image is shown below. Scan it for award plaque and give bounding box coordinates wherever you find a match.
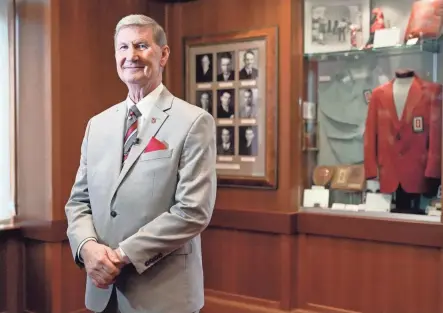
[330,164,365,191]
[313,166,335,186]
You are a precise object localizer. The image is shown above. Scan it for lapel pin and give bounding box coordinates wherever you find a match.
[151,118,157,124]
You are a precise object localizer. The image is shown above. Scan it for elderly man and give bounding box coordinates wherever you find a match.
[239,50,258,80]
[65,14,217,313]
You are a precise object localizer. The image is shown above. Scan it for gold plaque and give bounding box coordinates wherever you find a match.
[313,166,335,186]
[330,164,365,191]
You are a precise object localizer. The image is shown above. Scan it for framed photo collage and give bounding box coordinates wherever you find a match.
[185,28,277,188]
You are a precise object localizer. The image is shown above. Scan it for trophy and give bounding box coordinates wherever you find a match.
[312,166,335,187]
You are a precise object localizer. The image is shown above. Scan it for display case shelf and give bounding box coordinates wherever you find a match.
[304,38,441,62]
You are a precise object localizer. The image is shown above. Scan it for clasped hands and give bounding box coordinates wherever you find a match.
[80,240,130,289]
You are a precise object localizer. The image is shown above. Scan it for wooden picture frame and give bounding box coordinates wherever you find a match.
[184,27,278,189]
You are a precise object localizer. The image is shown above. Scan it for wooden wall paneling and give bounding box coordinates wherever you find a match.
[25,241,49,313]
[164,0,303,211]
[5,234,24,313]
[279,235,298,310]
[439,250,443,313]
[54,0,166,221]
[17,0,166,221]
[289,0,305,208]
[202,228,281,302]
[296,235,441,313]
[294,234,308,310]
[24,239,89,313]
[0,233,7,313]
[0,228,24,313]
[15,0,53,221]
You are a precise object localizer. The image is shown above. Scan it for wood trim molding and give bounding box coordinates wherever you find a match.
[210,208,298,234]
[296,212,443,248]
[6,208,443,249]
[304,303,360,313]
[204,289,297,313]
[12,217,67,242]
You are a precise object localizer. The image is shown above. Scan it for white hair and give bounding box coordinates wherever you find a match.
[114,14,167,46]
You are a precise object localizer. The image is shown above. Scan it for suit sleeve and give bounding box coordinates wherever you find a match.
[119,112,217,275]
[364,90,379,179]
[65,119,98,266]
[425,85,442,178]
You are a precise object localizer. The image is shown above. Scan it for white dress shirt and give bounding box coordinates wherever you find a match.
[77,83,164,263]
[126,83,164,131]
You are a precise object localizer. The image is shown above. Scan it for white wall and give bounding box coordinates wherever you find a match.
[0,0,14,221]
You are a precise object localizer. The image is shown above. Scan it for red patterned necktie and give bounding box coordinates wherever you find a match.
[123,105,142,161]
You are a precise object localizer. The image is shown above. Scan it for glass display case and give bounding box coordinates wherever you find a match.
[301,0,443,221]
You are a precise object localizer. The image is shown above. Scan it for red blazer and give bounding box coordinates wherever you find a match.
[364,76,442,194]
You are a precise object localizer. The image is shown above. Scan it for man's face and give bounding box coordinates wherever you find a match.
[200,93,209,107]
[245,129,254,142]
[243,90,252,105]
[220,57,231,74]
[244,52,254,69]
[201,55,210,71]
[221,129,230,143]
[115,26,169,86]
[220,92,231,106]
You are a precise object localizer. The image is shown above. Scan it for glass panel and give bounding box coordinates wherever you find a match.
[301,0,442,220]
[0,0,15,221]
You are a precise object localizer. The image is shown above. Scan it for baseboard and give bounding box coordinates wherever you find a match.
[202,290,358,313]
[23,309,89,313]
[203,289,297,313]
[304,304,360,313]
[70,308,90,313]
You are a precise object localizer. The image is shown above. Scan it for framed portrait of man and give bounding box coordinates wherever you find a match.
[239,126,258,156]
[238,88,258,119]
[195,53,213,83]
[184,27,278,189]
[195,90,213,115]
[217,126,235,156]
[216,89,235,119]
[238,49,259,80]
[216,51,235,82]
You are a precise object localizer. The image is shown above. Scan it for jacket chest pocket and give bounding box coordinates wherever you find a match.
[136,149,176,181]
[139,149,173,162]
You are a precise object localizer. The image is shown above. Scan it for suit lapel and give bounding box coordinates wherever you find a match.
[110,87,174,202]
[384,80,400,131]
[107,101,127,193]
[401,77,422,127]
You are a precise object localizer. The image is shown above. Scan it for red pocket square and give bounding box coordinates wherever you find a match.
[144,137,167,153]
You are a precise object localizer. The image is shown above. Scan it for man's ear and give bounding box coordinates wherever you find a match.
[160,45,170,68]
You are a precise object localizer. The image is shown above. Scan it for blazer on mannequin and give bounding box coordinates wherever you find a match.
[364,74,442,194]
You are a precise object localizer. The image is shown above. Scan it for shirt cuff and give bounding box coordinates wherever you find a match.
[119,246,131,264]
[77,237,97,263]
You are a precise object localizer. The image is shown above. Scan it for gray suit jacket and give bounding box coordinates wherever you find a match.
[65,87,217,313]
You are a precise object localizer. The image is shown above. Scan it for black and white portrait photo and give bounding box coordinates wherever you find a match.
[217,126,235,156]
[196,90,213,115]
[304,0,370,53]
[216,51,235,82]
[238,49,259,80]
[217,89,235,119]
[239,126,258,156]
[195,53,213,83]
[239,88,258,119]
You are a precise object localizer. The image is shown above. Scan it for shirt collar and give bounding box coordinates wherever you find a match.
[126,83,164,116]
